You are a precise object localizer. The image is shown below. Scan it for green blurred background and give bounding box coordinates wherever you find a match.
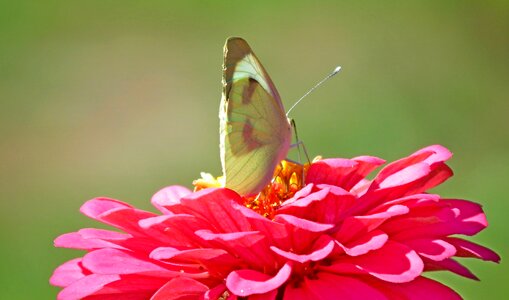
[1,1,507,298]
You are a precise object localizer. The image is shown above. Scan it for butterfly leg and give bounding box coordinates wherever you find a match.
[290,119,310,165]
[290,140,311,165]
[289,119,311,186]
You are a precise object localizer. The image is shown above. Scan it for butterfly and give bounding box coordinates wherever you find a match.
[219,37,292,197]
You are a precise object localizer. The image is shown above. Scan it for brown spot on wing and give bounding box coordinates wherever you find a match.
[242,119,263,152]
[242,78,258,104]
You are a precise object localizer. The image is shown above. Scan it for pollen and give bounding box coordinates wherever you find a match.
[193,172,224,190]
[244,159,310,218]
[193,159,319,219]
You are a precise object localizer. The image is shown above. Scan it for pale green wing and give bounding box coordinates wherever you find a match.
[220,37,292,196]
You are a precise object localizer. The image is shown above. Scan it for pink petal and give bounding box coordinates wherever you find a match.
[348,156,387,186]
[282,184,314,206]
[405,238,456,261]
[79,228,130,240]
[414,145,453,165]
[322,241,424,283]
[101,275,172,294]
[396,276,462,299]
[203,284,227,300]
[359,163,453,213]
[54,229,130,250]
[80,197,134,218]
[446,237,500,262]
[274,214,334,253]
[353,146,453,212]
[82,248,177,277]
[151,185,192,214]
[97,208,157,237]
[139,214,208,248]
[138,215,173,229]
[54,232,120,251]
[274,214,334,233]
[443,199,489,235]
[306,158,357,185]
[368,193,440,214]
[84,293,154,300]
[306,156,385,191]
[150,247,240,277]
[73,275,170,299]
[195,230,264,244]
[271,236,335,263]
[336,229,388,256]
[278,185,355,225]
[283,273,388,300]
[336,205,408,243]
[80,198,157,236]
[50,258,88,287]
[57,274,120,300]
[170,188,252,233]
[389,199,488,240]
[226,263,292,296]
[151,277,208,300]
[230,201,290,245]
[365,276,461,300]
[350,178,372,196]
[137,215,183,245]
[373,145,452,184]
[409,163,453,194]
[150,247,234,263]
[280,186,332,209]
[425,258,479,280]
[195,230,278,270]
[378,163,431,189]
[248,289,278,300]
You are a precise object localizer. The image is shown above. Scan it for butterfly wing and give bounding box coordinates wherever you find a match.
[220,37,292,196]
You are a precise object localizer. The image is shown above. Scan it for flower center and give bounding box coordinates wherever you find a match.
[243,159,308,218]
[193,159,314,218]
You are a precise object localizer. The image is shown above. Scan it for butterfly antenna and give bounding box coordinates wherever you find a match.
[286,66,342,117]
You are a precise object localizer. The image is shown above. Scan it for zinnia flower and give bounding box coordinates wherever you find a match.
[51,145,499,299]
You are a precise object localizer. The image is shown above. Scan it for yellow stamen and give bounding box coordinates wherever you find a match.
[193,158,320,218]
[244,159,311,218]
[193,172,224,191]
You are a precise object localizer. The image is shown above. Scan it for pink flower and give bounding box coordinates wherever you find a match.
[51,145,499,299]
